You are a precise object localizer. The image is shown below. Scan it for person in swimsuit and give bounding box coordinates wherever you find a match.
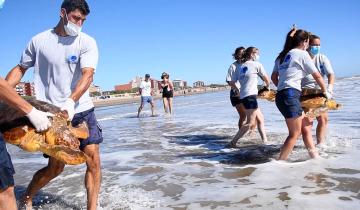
[160,72,174,114]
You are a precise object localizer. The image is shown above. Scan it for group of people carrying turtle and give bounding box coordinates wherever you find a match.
[226,26,335,160]
[0,0,336,209]
[0,1,102,210]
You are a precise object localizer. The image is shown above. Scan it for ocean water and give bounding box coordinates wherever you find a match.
[8,76,360,210]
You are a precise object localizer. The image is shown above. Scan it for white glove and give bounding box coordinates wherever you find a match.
[26,107,53,132]
[61,98,75,121]
[327,84,334,95]
[323,90,332,99]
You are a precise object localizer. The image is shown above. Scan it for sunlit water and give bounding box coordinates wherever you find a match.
[8,76,360,210]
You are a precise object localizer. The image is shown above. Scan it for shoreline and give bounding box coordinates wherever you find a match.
[93,87,229,108]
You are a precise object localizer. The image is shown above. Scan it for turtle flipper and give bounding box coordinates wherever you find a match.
[2,126,43,152]
[69,122,89,139]
[39,144,87,165]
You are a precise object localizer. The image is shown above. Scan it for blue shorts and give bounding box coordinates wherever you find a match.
[71,108,103,150]
[0,135,15,190]
[276,88,303,119]
[240,95,258,110]
[230,90,241,107]
[141,96,153,103]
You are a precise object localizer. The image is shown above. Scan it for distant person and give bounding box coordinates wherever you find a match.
[0,77,52,210]
[137,74,156,117]
[160,72,174,114]
[229,47,270,147]
[5,0,102,209]
[226,47,246,129]
[271,28,331,160]
[301,34,335,145]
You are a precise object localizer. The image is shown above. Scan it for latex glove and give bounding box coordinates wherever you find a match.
[61,98,75,121]
[26,107,53,132]
[323,90,332,99]
[327,84,334,95]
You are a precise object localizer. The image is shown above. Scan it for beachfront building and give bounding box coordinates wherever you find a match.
[173,79,187,90]
[15,82,35,96]
[193,81,205,88]
[89,84,102,97]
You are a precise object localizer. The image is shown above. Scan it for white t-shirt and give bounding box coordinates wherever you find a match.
[20,29,98,113]
[273,48,318,91]
[301,54,334,89]
[234,60,267,99]
[226,62,241,90]
[140,80,152,96]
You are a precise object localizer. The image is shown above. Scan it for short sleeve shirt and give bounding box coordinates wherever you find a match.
[301,54,334,89]
[237,60,267,99]
[140,80,152,96]
[20,29,98,113]
[226,62,241,90]
[273,49,318,91]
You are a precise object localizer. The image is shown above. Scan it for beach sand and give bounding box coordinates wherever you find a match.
[93,87,229,107]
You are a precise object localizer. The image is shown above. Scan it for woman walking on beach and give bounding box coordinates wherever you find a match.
[229,47,270,147]
[160,72,174,114]
[226,47,246,129]
[301,34,336,145]
[271,28,331,160]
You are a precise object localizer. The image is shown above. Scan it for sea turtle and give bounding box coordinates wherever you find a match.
[0,98,89,165]
[257,87,342,117]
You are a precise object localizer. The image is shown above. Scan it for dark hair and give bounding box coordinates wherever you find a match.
[161,72,169,79]
[61,0,90,15]
[232,46,245,59]
[241,47,258,63]
[310,34,320,45]
[276,29,310,64]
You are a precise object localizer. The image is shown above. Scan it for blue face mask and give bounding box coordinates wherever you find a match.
[310,46,320,55]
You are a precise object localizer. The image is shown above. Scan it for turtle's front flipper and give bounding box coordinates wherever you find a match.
[39,144,87,165]
[3,126,43,152]
[69,122,89,139]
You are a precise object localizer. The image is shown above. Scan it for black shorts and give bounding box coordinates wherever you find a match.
[240,95,258,110]
[72,108,103,150]
[276,88,303,119]
[230,90,241,107]
[0,135,15,190]
[162,90,173,98]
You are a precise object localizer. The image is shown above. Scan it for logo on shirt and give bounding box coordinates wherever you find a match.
[67,55,78,64]
[320,65,325,75]
[284,54,291,63]
[241,67,248,73]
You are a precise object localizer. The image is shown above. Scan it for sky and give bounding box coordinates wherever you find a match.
[0,0,359,91]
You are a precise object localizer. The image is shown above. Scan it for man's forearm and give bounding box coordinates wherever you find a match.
[69,69,94,102]
[6,65,27,87]
[0,78,32,114]
[328,73,335,85]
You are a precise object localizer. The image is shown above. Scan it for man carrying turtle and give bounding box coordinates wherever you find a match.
[0,78,52,210]
[5,0,102,209]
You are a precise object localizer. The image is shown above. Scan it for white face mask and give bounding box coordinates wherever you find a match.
[64,12,82,36]
[254,54,260,61]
